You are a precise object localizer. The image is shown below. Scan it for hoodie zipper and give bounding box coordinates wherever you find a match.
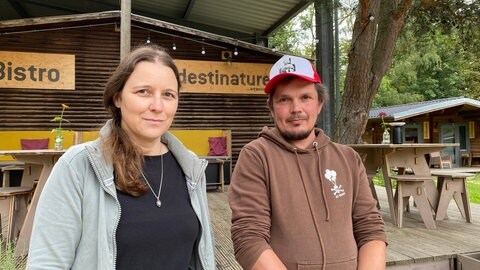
[90,160,121,270]
[188,159,209,270]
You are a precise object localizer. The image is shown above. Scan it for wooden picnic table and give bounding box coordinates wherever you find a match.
[347,143,459,228]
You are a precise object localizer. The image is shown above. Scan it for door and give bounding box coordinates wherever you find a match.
[439,123,469,166]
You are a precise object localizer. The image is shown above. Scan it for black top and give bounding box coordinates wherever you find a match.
[116,151,200,269]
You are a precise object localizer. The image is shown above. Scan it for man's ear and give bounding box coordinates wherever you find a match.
[317,101,324,115]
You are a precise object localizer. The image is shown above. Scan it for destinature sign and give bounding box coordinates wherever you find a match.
[175,60,272,94]
[0,51,75,90]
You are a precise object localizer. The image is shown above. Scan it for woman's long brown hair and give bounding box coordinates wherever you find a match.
[102,44,181,196]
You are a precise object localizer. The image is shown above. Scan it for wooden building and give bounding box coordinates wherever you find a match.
[365,97,480,166]
[0,11,282,168]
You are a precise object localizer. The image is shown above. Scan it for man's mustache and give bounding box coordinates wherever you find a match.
[287,113,308,122]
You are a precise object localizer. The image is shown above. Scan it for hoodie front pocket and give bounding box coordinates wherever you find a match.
[298,257,357,270]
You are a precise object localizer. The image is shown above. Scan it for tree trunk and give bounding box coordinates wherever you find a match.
[334,0,413,144]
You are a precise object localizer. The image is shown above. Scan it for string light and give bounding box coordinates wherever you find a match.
[234,46,238,56]
[201,45,205,54]
[172,42,177,50]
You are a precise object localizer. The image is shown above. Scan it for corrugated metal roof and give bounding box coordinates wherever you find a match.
[0,11,281,56]
[0,0,312,41]
[369,97,480,120]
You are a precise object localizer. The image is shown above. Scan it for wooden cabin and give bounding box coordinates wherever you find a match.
[364,97,480,167]
[0,11,282,180]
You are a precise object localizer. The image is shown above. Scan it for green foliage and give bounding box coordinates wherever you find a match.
[267,1,478,108]
[268,5,316,58]
[0,238,26,270]
[374,0,479,107]
[50,104,70,134]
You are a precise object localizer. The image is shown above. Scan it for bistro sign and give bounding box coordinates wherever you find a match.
[0,51,75,90]
[175,59,271,94]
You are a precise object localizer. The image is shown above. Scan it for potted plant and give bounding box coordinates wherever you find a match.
[50,104,70,150]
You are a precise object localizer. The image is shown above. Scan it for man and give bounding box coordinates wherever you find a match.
[228,55,387,270]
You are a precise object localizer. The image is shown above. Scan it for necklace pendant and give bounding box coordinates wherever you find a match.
[156,200,162,207]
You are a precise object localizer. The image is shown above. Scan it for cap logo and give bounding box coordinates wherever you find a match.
[279,57,296,73]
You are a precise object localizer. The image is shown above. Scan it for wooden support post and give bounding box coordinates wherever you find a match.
[120,0,131,61]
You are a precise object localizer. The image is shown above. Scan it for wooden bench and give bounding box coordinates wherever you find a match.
[390,174,437,229]
[0,186,34,242]
[430,171,474,223]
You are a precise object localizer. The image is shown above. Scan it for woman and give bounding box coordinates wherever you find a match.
[27,45,216,269]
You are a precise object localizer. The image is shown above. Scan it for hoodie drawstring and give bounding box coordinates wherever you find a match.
[293,146,327,270]
[313,142,330,221]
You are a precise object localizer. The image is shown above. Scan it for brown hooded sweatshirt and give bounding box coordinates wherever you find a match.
[228,127,386,270]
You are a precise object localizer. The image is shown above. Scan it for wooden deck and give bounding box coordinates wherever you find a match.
[208,185,480,269]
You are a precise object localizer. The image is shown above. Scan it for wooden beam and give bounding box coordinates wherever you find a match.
[183,0,197,19]
[120,0,131,61]
[7,0,29,18]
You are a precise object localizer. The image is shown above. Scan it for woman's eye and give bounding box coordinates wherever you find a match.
[137,89,149,95]
[164,91,178,99]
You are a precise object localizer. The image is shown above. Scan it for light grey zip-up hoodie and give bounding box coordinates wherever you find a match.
[27,120,216,270]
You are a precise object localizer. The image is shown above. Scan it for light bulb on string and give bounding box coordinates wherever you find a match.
[172,42,177,50]
[201,45,205,55]
[146,33,151,44]
[234,46,238,56]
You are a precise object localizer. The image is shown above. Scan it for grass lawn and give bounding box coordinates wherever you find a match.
[373,172,480,204]
[469,174,480,204]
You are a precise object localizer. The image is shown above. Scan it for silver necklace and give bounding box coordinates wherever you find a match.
[141,154,164,207]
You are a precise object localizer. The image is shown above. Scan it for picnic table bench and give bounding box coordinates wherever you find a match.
[430,171,474,223]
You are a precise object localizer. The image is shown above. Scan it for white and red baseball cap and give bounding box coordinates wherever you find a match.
[264,55,322,94]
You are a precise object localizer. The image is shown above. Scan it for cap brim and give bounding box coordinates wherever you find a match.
[264,73,320,94]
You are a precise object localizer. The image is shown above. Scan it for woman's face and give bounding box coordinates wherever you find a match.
[114,61,179,150]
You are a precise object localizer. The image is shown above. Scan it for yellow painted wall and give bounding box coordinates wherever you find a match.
[0,130,75,161]
[170,129,229,156]
[0,129,231,161]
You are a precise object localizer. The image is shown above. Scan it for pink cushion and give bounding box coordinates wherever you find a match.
[208,137,227,156]
[21,138,49,150]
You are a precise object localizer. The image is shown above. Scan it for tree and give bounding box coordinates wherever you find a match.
[374,0,480,106]
[268,5,317,58]
[335,0,479,143]
[269,0,479,143]
[334,0,414,144]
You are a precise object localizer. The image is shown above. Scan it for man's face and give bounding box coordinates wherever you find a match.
[270,77,323,147]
